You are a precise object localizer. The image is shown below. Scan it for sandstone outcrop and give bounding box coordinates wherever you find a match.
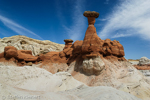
[82,11,101,58]
[36,11,125,75]
[37,51,67,64]
[0,46,38,66]
[72,40,83,54]
[82,11,125,60]
[17,50,38,61]
[64,39,73,49]
[0,35,64,56]
[134,65,150,70]
[78,11,125,75]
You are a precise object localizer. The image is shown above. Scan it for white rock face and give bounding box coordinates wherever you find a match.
[0,63,83,92]
[0,43,7,53]
[0,35,64,56]
[67,59,150,100]
[82,56,105,75]
[140,70,150,76]
[0,83,141,100]
[139,57,150,65]
[0,62,141,100]
[64,86,141,100]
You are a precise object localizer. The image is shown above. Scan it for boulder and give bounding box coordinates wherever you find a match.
[17,50,38,61]
[82,56,105,75]
[139,57,150,65]
[26,62,33,66]
[4,46,18,58]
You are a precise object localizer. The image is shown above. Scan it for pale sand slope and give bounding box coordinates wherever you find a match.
[0,63,83,92]
[0,63,140,100]
[67,59,150,100]
[0,83,141,100]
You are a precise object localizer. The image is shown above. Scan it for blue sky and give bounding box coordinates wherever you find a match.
[0,0,150,59]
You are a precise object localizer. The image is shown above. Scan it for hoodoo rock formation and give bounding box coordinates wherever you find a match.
[81,11,125,60]
[0,11,126,75]
[82,11,101,58]
[1,11,150,100]
[64,39,73,49]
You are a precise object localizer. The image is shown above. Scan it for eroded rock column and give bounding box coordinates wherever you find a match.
[64,39,73,49]
[82,11,105,75]
[82,11,101,58]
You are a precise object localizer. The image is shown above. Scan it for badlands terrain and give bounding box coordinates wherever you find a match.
[0,11,150,100]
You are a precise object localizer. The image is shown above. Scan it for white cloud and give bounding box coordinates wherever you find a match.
[0,15,43,40]
[63,0,86,41]
[98,0,150,41]
[112,33,133,38]
[98,18,107,21]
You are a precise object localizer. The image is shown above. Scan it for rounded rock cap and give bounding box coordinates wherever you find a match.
[64,39,73,43]
[83,11,99,18]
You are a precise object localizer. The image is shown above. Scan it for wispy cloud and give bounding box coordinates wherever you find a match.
[0,15,43,40]
[112,33,133,38]
[63,0,86,41]
[98,18,107,21]
[98,0,150,41]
